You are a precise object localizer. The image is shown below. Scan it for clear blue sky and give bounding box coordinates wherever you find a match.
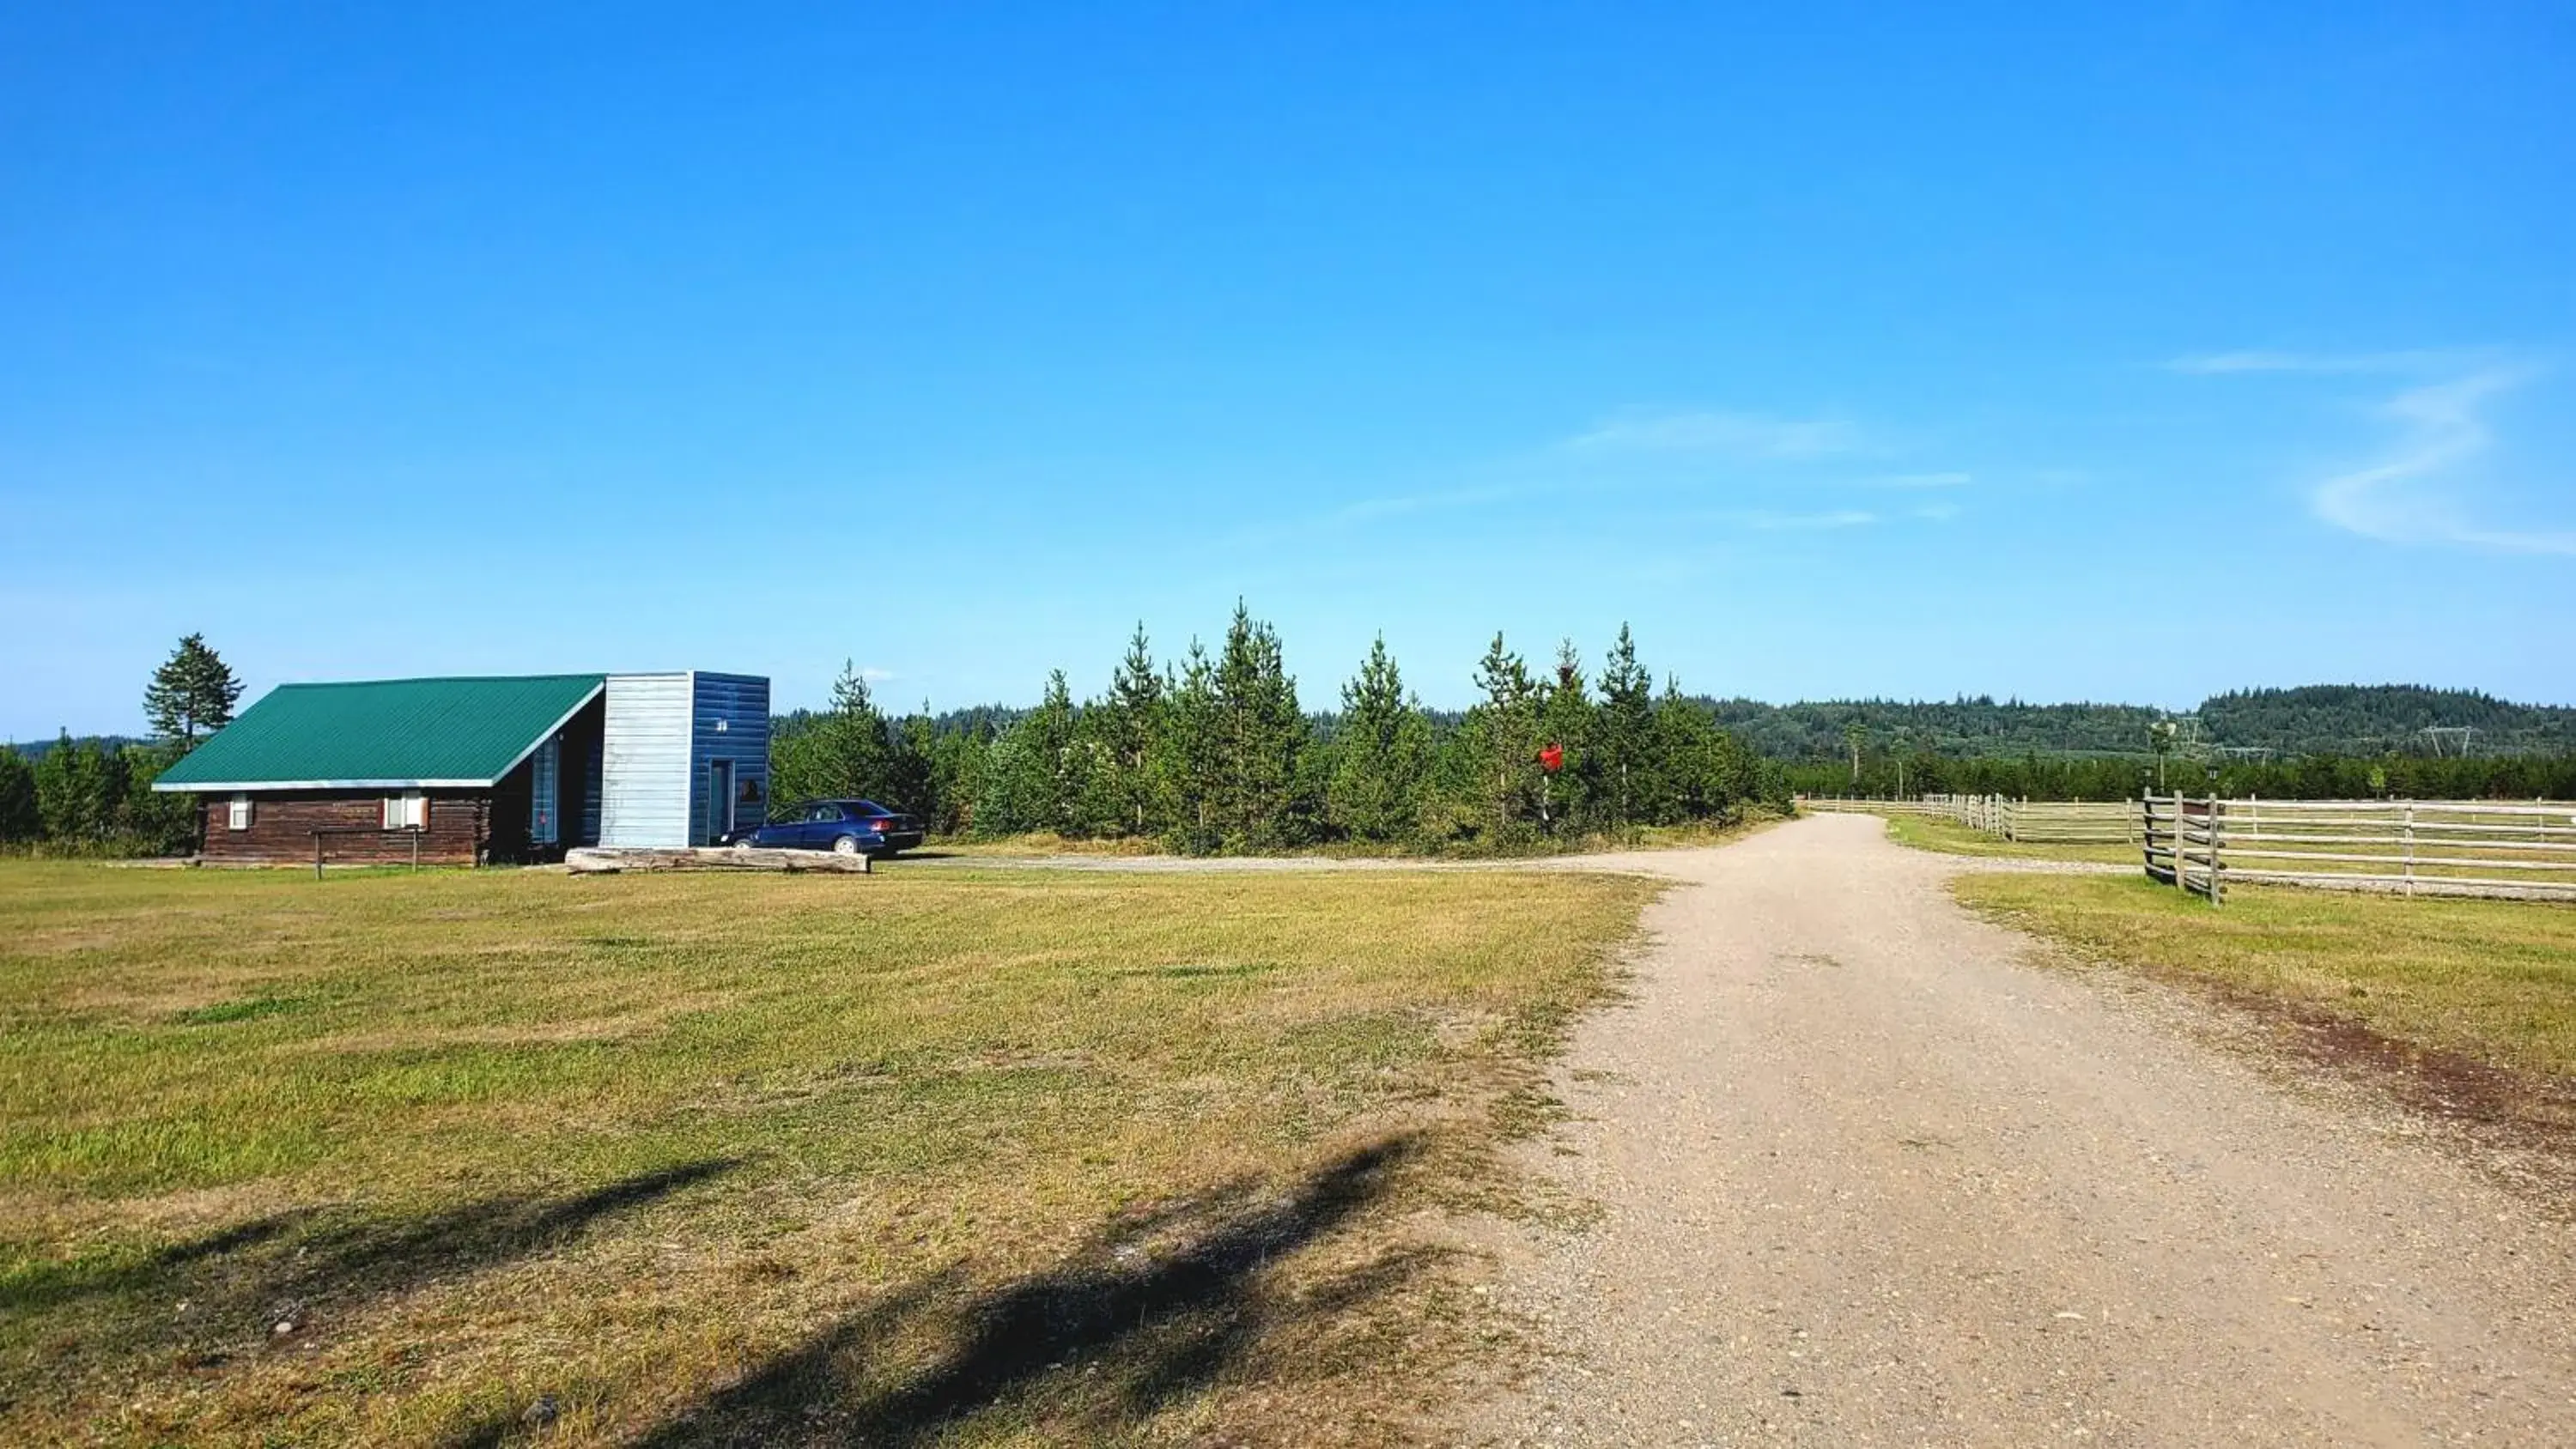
[5,3,2573,739]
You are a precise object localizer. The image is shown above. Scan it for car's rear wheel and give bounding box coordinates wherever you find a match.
[831,834,861,856]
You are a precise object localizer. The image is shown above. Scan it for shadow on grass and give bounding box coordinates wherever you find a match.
[623,1135,1427,1448]
[2,1158,739,1379]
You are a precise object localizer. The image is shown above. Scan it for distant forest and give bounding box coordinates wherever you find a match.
[801,682,2576,769]
[1709,686,2576,761]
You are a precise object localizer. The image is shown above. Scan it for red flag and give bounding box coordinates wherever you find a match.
[1539,743,1564,773]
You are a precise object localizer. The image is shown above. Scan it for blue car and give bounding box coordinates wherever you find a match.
[727,799,926,857]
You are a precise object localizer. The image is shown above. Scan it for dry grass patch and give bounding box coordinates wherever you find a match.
[0,859,1656,1446]
[1883,812,2140,865]
[1953,873,2576,1080]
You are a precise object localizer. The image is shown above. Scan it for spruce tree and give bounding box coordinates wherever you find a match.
[1327,635,1431,841]
[143,634,243,749]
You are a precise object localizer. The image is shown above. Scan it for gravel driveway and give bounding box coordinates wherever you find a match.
[1467,811,2576,1446]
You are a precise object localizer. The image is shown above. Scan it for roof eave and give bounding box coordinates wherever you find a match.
[151,778,501,793]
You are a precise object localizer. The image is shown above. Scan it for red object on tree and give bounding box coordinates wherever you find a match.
[1539,743,1564,773]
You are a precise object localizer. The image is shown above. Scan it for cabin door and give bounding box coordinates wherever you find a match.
[706,760,734,845]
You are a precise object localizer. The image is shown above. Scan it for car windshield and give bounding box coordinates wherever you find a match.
[850,801,888,815]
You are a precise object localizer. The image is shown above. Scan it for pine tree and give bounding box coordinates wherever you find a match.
[886,706,938,818]
[1540,640,1594,832]
[143,634,243,750]
[1655,677,1744,822]
[1327,635,1431,841]
[977,671,1082,834]
[1212,603,1303,848]
[774,662,896,808]
[929,724,993,834]
[1162,641,1224,849]
[0,749,38,843]
[1101,623,1169,836]
[116,743,197,853]
[1593,624,1656,834]
[1464,633,1541,835]
[34,733,113,842]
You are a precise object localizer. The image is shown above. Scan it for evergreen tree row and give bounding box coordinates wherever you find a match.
[766,606,1789,854]
[1788,747,2576,803]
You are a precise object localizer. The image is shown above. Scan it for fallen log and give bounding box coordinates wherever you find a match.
[563,847,871,875]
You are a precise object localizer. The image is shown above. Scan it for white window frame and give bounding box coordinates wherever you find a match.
[227,794,253,831]
[381,791,427,830]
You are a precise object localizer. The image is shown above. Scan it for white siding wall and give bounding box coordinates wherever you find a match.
[599,674,694,847]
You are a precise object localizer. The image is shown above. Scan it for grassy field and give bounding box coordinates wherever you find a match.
[1953,873,2576,1081]
[926,815,1780,863]
[1880,812,2141,865]
[0,858,1659,1446]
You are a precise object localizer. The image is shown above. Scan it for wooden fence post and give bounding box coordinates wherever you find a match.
[2208,796,2224,906]
[2403,802,2415,898]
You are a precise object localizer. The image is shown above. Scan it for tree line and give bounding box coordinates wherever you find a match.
[769,605,1789,853]
[1794,747,2576,803]
[1721,683,2576,761]
[14,629,2573,858]
[0,635,237,854]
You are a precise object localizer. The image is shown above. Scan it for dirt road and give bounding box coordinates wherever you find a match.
[1471,812,2576,1446]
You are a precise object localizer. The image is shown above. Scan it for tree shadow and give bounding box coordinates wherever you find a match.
[5,1158,739,1381]
[630,1135,1428,1448]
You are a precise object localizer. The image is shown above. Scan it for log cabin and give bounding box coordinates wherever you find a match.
[152,671,770,864]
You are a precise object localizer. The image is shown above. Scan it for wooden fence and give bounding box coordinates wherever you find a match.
[1800,797,1938,817]
[2141,795,2576,904]
[1921,794,2141,844]
[1802,794,2140,843]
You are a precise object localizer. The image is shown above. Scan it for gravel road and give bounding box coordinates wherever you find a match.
[1467,812,2576,1446]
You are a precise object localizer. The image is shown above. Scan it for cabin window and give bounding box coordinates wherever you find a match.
[529,737,560,846]
[382,791,427,830]
[227,795,252,831]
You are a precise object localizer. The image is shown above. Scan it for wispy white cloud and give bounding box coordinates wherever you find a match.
[2308,367,2576,556]
[1866,470,1971,490]
[860,666,897,683]
[1568,407,1863,458]
[1911,501,1961,523]
[2164,349,2464,376]
[1732,508,1878,530]
[1322,482,1525,525]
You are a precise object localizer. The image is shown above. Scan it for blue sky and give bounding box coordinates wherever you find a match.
[4,3,2573,738]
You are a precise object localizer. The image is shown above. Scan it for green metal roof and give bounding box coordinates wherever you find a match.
[153,675,605,791]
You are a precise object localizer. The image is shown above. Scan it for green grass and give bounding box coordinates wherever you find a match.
[1881,811,2142,865]
[0,858,1659,1447]
[1953,872,2576,1078]
[923,812,1782,863]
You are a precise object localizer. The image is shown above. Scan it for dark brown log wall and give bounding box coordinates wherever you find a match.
[196,791,491,865]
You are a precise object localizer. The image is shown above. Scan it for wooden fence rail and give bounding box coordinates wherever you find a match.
[1801,794,2140,842]
[2141,796,2576,904]
[1921,794,2141,844]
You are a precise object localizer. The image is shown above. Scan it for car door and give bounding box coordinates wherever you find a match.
[803,803,844,849]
